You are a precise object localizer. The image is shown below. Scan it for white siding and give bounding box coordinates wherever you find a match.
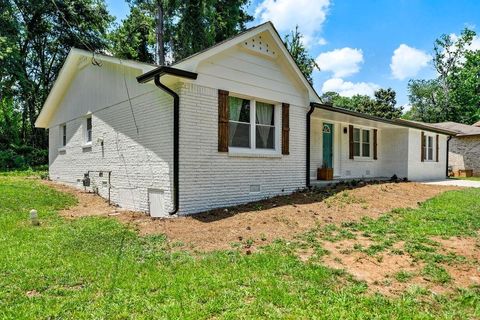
[310,121,407,180]
[48,62,174,214]
[194,44,309,107]
[178,83,307,214]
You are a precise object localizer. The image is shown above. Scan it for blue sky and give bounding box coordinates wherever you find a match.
[106,0,480,107]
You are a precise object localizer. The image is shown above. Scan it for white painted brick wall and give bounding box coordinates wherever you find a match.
[49,82,175,214]
[407,129,447,181]
[177,83,307,215]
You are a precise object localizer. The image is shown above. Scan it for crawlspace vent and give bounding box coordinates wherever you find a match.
[250,184,261,193]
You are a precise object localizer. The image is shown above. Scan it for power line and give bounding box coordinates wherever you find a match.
[50,0,102,66]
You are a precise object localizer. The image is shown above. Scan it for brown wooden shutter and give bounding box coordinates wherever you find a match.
[421,131,425,162]
[218,89,229,152]
[282,103,290,155]
[436,134,439,162]
[373,129,378,160]
[349,125,354,159]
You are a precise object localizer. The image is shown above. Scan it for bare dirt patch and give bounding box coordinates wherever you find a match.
[43,180,457,251]
[315,235,480,295]
[42,180,131,218]
[42,179,478,295]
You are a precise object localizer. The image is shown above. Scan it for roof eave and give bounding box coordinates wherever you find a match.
[136,66,198,83]
[310,103,457,135]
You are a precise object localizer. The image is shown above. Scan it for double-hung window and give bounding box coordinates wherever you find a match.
[228,96,276,151]
[60,124,67,147]
[353,128,371,158]
[85,116,92,144]
[423,135,434,161]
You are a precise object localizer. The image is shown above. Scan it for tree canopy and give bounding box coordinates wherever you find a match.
[111,0,252,64]
[283,25,319,85]
[0,0,113,169]
[321,88,403,119]
[406,29,480,124]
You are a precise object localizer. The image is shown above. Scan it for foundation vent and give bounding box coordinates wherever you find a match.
[249,184,261,193]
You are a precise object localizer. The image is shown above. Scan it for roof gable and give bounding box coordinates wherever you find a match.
[173,22,320,103]
[35,49,155,128]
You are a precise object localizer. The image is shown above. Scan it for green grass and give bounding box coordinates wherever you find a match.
[1,176,480,319]
[453,176,480,181]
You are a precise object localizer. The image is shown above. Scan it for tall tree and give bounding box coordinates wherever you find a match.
[449,50,480,123]
[125,0,252,64]
[407,28,480,124]
[172,0,252,61]
[1,0,112,148]
[126,0,176,65]
[371,88,403,119]
[109,7,155,63]
[405,79,445,122]
[283,25,319,85]
[172,0,211,61]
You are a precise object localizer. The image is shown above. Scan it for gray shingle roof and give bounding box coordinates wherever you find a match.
[430,122,480,136]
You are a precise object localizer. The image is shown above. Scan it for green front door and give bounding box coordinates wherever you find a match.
[322,123,333,168]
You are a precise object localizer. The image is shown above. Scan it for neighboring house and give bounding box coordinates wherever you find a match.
[430,121,480,176]
[35,22,455,217]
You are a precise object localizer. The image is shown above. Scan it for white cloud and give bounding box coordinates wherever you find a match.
[450,33,480,51]
[321,78,380,97]
[255,0,330,47]
[316,48,364,78]
[390,44,431,80]
[317,38,327,46]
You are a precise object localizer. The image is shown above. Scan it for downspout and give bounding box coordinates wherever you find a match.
[306,105,315,188]
[154,75,179,215]
[446,136,452,177]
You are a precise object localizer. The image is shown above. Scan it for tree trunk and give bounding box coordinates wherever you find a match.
[156,0,165,65]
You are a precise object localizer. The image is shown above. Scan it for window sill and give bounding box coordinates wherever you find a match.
[81,142,92,149]
[353,157,374,162]
[58,147,66,153]
[228,148,282,158]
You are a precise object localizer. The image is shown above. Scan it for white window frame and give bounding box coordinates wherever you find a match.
[84,115,92,145]
[59,123,67,147]
[228,94,281,156]
[423,134,435,161]
[352,126,372,159]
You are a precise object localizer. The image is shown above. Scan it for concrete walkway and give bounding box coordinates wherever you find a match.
[422,179,480,188]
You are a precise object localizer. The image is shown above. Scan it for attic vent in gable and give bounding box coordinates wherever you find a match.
[242,35,277,58]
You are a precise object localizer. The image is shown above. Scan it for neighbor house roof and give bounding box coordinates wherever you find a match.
[311,103,458,135]
[429,121,480,137]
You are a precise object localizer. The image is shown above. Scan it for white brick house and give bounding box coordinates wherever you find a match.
[35,22,455,217]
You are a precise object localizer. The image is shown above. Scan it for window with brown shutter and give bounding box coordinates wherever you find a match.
[436,134,439,162]
[421,131,425,162]
[373,129,378,160]
[348,125,354,159]
[282,103,289,155]
[218,89,229,152]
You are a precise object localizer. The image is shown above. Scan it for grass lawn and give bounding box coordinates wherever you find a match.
[454,176,480,181]
[1,175,479,319]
